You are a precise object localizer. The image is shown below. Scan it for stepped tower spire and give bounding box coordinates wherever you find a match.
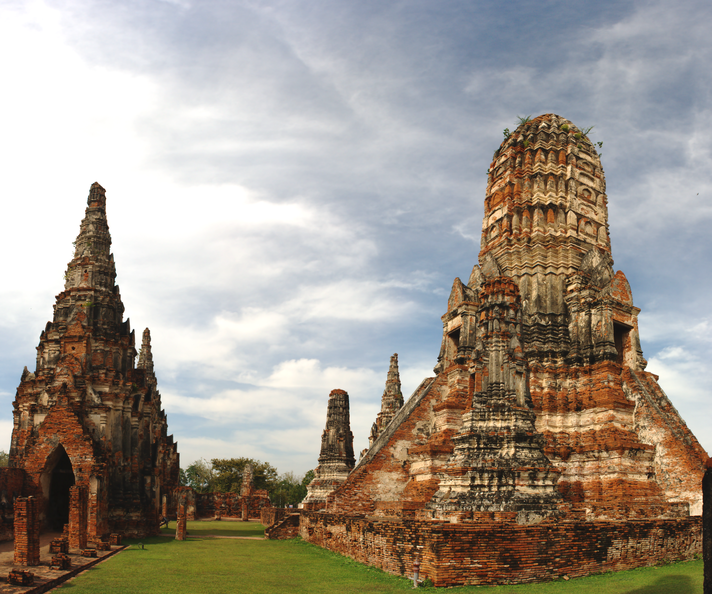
[369,354,404,447]
[35,182,132,378]
[475,114,614,361]
[137,328,156,384]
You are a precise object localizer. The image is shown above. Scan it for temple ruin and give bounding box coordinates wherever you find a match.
[4,182,180,541]
[298,114,708,586]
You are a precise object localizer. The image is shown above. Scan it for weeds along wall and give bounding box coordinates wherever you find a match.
[299,512,702,587]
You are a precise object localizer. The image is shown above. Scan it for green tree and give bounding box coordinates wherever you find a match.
[181,458,214,493]
[0,451,8,467]
[271,471,314,508]
[211,458,278,493]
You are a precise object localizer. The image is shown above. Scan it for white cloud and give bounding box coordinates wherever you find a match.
[1,0,711,473]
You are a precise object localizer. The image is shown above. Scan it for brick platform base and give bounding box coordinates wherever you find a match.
[300,512,702,587]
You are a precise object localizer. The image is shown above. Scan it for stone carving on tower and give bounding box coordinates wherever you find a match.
[430,276,562,522]
[300,389,355,510]
[10,182,180,537]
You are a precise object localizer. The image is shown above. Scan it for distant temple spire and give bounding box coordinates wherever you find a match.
[369,354,403,447]
[300,389,355,510]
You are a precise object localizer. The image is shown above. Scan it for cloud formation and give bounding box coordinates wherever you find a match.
[1,0,710,473]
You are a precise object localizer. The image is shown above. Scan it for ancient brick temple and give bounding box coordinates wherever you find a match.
[301,389,355,510]
[299,115,708,585]
[7,182,180,539]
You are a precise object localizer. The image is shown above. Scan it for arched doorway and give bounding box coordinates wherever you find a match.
[46,445,75,531]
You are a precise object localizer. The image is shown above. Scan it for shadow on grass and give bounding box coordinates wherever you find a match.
[159,521,264,538]
[623,574,694,594]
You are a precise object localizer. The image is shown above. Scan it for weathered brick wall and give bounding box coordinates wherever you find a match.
[195,491,272,519]
[173,487,197,520]
[13,497,39,566]
[261,507,289,528]
[300,512,701,587]
[624,368,708,514]
[68,485,88,549]
[265,513,300,540]
[530,361,684,519]
[328,375,448,516]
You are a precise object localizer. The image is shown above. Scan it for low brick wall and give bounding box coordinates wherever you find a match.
[300,512,702,587]
[265,513,301,540]
[261,507,289,528]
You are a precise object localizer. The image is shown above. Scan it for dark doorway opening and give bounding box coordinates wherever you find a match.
[47,446,75,531]
[613,322,632,366]
[449,328,461,354]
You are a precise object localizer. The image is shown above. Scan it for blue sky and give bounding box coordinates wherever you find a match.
[0,0,710,476]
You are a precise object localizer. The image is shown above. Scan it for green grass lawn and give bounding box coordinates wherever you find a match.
[159,519,265,538]
[57,532,703,594]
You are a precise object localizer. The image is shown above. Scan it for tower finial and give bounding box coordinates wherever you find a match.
[64,183,115,293]
[88,182,106,209]
[137,328,155,383]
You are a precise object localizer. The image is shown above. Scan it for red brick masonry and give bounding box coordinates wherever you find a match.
[300,511,701,587]
[13,497,39,566]
[176,504,186,541]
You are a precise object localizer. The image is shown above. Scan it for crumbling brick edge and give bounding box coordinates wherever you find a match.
[20,546,127,594]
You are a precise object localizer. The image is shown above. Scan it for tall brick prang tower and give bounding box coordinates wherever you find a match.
[10,182,180,538]
[321,114,707,521]
[472,114,706,518]
[298,115,708,586]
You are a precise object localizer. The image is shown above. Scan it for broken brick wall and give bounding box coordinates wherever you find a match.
[173,487,197,520]
[300,511,701,587]
[624,368,708,514]
[195,491,272,519]
[261,507,289,528]
[264,513,300,540]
